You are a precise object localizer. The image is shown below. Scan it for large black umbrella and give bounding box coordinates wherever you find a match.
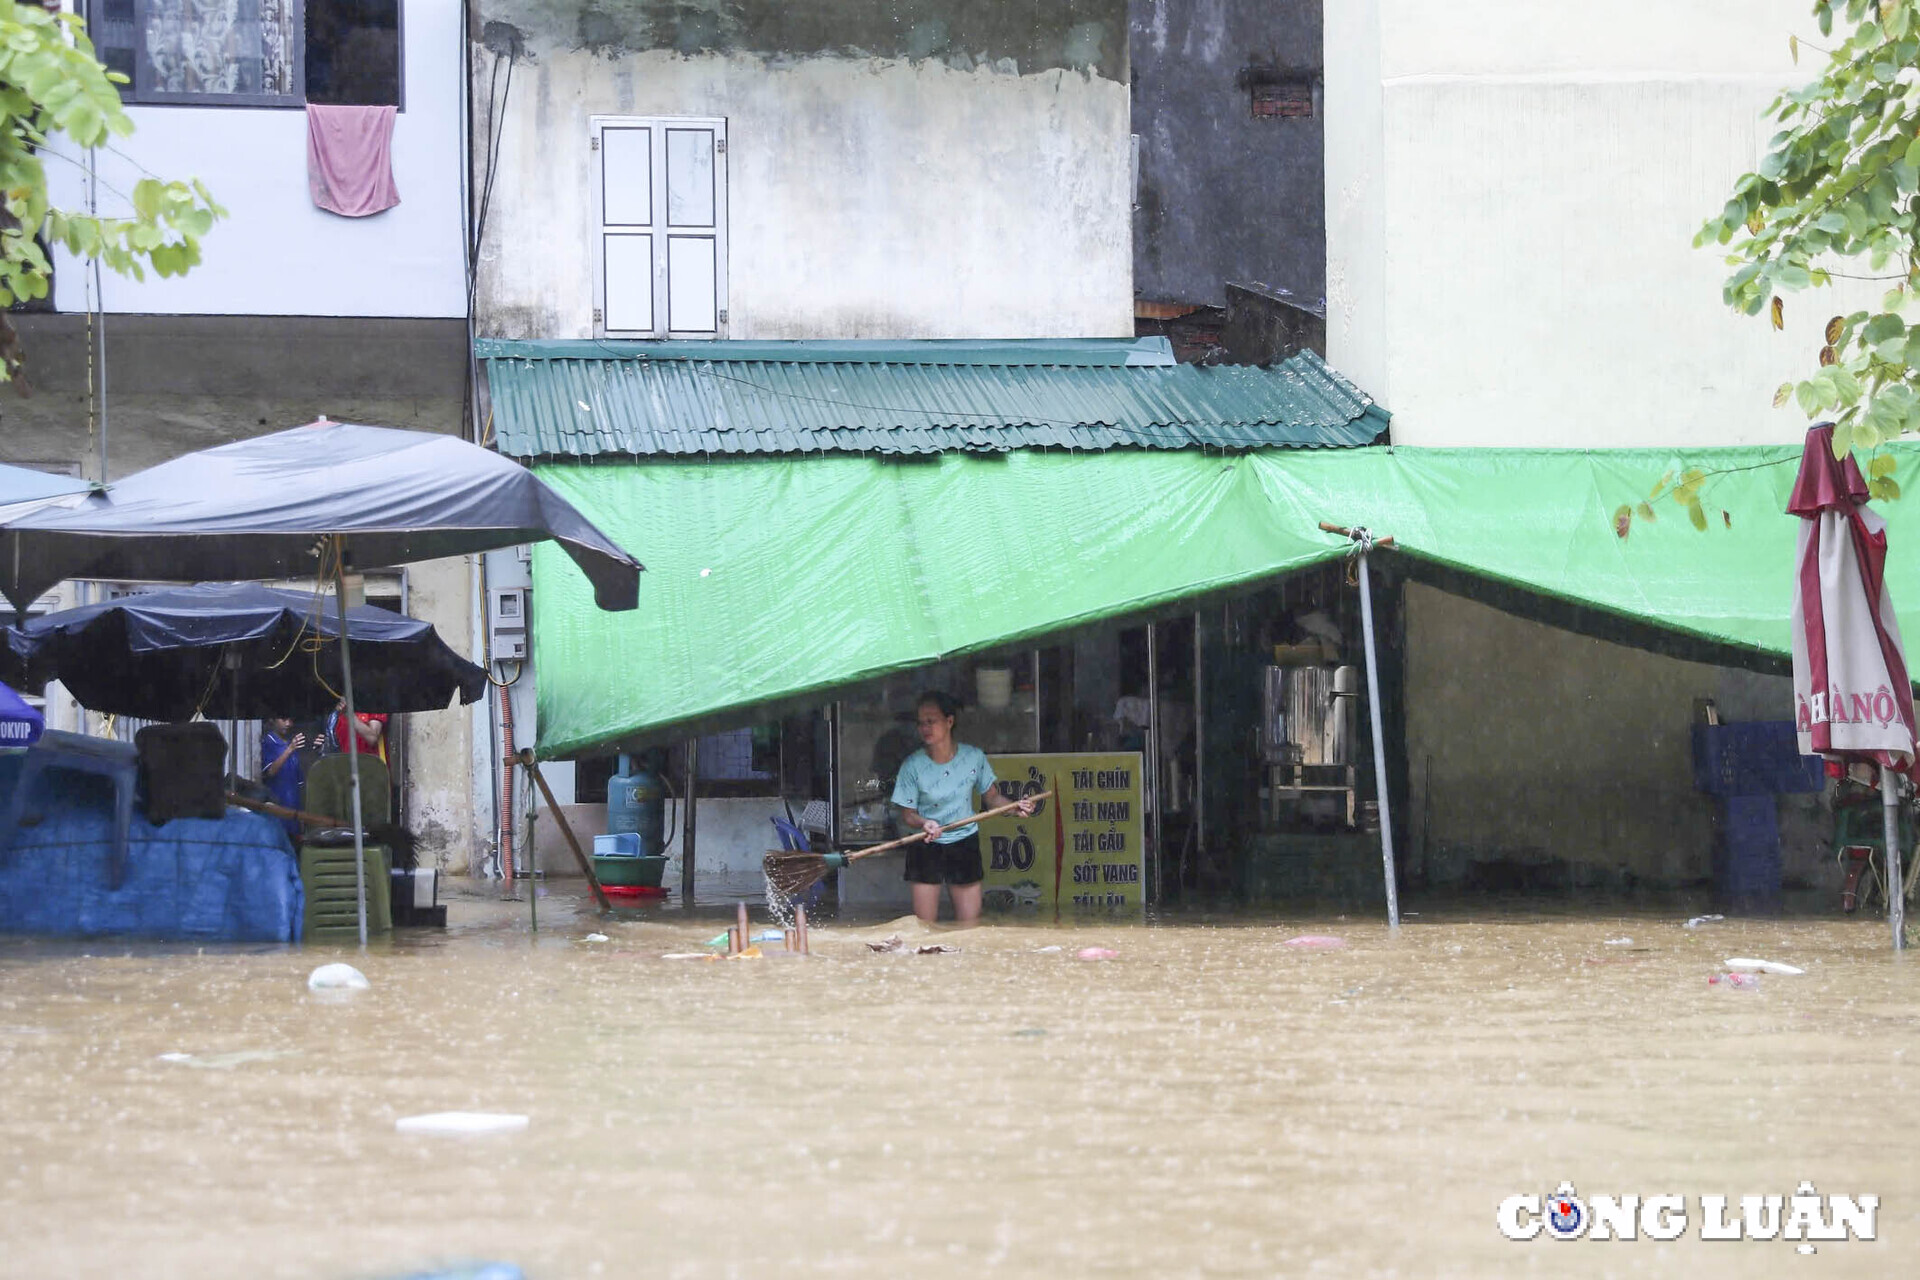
[0,421,641,613]
[2,582,488,722]
[0,422,642,944]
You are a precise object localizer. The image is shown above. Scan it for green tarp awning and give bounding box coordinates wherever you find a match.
[529,443,1920,757]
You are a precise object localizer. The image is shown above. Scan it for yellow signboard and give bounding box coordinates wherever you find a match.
[979,752,1145,917]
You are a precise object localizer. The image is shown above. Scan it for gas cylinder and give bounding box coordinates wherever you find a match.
[606,753,667,857]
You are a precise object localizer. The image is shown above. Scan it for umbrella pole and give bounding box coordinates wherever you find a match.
[1355,545,1401,930]
[334,549,369,948]
[1883,765,1905,951]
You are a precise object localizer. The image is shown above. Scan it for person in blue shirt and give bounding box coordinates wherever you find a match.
[891,690,1034,924]
[260,717,308,842]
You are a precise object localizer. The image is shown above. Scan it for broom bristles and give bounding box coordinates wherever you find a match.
[763,849,830,900]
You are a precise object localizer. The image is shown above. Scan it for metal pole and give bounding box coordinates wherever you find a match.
[334,546,369,947]
[1146,623,1160,905]
[227,649,239,781]
[1193,610,1204,874]
[524,758,538,933]
[680,737,699,909]
[1883,765,1904,951]
[1356,549,1400,929]
[1032,648,1042,751]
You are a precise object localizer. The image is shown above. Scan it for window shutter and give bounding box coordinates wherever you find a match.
[595,122,657,336]
[591,116,726,339]
[662,122,726,337]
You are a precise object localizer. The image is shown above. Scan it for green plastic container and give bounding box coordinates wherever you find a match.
[592,854,668,888]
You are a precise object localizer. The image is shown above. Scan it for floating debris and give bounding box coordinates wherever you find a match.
[1076,947,1118,961]
[1726,957,1804,975]
[156,1049,299,1070]
[395,1112,529,1136]
[1283,935,1346,950]
[307,963,369,992]
[1684,914,1725,929]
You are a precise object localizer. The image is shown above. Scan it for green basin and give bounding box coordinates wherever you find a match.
[592,854,668,888]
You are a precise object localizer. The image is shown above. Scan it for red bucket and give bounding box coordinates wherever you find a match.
[602,883,669,901]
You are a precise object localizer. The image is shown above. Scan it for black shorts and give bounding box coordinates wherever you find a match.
[903,830,984,885]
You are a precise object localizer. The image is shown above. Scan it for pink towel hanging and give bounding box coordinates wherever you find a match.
[306,105,401,218]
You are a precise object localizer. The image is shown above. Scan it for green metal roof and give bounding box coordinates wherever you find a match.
[477,337,1387,458]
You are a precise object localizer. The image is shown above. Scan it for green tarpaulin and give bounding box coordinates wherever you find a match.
[530,443,1920,757]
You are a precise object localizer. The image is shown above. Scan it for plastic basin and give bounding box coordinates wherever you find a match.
[592,854,668,888]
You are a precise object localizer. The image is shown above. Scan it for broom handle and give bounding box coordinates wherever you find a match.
[845,792,1055,863]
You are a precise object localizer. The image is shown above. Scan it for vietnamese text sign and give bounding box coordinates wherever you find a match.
[980,752,1144,916]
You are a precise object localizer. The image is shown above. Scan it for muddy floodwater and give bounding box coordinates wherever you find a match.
[1,889,1917,1278]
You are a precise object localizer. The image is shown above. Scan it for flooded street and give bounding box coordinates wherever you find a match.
[2,890,1916,1278]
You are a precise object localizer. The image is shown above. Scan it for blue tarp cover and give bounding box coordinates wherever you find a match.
[0,758,304,943]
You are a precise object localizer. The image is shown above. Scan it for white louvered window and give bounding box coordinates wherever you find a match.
[590,115,728,339]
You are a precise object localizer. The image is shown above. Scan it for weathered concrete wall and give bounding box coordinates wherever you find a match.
[1129,0,1323,309]
[0,314,483,874]
[1324,0,1877,448]
[0,316,468,478]
[480,0,1127,76]
[1404,585,1830,892]
[472,1,1133,340]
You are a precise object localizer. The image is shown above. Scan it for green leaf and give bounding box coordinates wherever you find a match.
[1864,312,1907,344]
[1870,452,1899,478]
[131,177,162,220]
[1686,497,1709,532]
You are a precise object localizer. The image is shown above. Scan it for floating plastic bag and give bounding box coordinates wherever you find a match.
[395,1112,529,1136]
[1726,957,1805,975]
[307,963,369,991]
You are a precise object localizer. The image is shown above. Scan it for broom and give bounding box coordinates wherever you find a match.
[764,792,1054,900]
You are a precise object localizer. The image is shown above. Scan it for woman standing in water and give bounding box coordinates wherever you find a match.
[891,690,1035,924]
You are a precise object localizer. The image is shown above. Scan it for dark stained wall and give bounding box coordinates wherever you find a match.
[480,0,1128,79]
[1130,0,1322,309]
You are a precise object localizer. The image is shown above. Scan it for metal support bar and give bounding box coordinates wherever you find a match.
[1193,610,1204,877]
[1146,622,1160,905]
[1355,548,1400,930]
[515,749,610,911]
[681,737,699,909]
[1884,765,1905,951]
[333,547,369,948]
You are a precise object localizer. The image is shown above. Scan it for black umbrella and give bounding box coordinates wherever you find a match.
[2,582,488,722]
[0,421,641,614]
[0,422,642,944]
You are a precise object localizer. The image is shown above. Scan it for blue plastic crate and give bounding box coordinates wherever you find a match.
[1717,794,1782,903]
[1690,722,1825,797]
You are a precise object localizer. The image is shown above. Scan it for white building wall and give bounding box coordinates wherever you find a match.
[1326,0,1869,449]
[46,2,466,318]
[476,51,1133,340]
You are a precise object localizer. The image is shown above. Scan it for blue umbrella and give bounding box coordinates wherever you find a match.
[0,681,43,748]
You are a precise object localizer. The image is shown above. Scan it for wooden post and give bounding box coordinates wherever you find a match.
[796,904,809,956]
[515,749,611,911]
[736,901,749,954]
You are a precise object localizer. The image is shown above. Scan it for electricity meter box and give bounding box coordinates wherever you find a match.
[489,587,528,660]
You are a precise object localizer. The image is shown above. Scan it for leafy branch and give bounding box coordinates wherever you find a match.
[0,2,223,376]
[1696,0,1920,469]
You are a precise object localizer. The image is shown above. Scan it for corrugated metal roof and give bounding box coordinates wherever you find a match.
[477,338,1387,459]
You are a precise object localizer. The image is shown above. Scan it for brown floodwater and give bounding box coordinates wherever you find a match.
[0,887,1916,1278]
